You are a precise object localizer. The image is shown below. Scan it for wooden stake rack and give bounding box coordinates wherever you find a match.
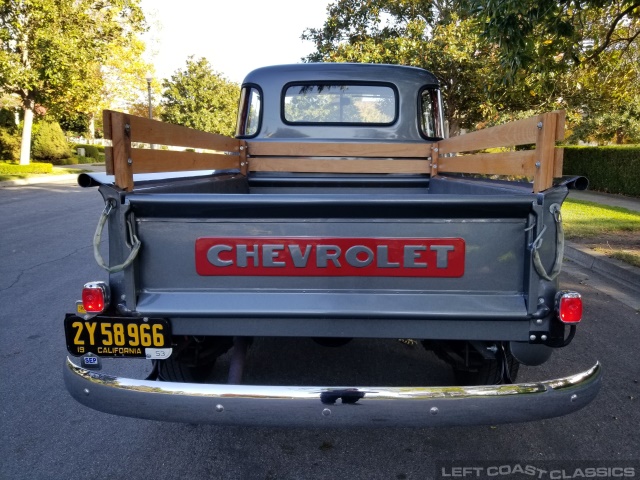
[104,109,565,193]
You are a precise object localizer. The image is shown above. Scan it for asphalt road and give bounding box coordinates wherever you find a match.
[1,179,638,480]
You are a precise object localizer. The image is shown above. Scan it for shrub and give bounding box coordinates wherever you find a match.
[0,161,53,175]
[563,146,640,197]
[75,144,100,159]
[0,108,16,128]
[76,155,95,164]
[32,121,72,163]
[0,127,21,161]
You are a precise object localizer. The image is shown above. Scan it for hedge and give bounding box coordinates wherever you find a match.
[75,144,100,159]
[563,146,640,197]
[0,162,53,175]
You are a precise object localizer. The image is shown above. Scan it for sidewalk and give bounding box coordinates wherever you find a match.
[568,189,640,213]
[564,188,640,307]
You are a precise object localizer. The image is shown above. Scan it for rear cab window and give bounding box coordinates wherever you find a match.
[283,83,398,125]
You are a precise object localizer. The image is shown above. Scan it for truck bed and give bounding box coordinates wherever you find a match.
[84,170,566,341]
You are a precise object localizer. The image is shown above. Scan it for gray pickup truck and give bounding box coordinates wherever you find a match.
[64,63,600,427]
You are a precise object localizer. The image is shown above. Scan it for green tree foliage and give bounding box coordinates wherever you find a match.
[161,57,240,137]
[0,0,147,163]
[31,121,71,162]
[468,0,640,143]
[469,0,640,78]
[58,112,91,136]
[303,0,640,143]
[302,1,502,135]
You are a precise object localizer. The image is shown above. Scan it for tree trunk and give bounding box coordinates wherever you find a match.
[88,113,95,141]
[19,100,35,165]
[448,116,461,138]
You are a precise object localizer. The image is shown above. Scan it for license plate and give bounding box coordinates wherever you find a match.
[64,315,171,358]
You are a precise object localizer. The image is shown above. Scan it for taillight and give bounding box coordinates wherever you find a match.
[82,282,110,313]
[557,291,582,324]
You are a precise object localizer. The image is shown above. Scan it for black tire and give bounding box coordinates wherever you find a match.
[426,341,520,386]
[453,349,520,386]
[312,337,352,347]
[156,336,233,383]
[156,356,215,382]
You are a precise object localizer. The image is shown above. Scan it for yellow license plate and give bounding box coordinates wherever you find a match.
[64,315,171,358]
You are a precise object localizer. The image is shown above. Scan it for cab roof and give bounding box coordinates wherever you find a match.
[242,63,439,87]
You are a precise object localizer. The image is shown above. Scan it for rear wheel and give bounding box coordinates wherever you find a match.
[453,348,520,385]
[312,337,352,347]
[155,336,233,383]
[425,340,520,386]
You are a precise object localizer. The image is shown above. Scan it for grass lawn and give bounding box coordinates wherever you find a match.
[563,198,640,267]
[0,162,92,182]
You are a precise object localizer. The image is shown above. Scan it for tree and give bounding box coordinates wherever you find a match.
[469,0,640,142]
[0,0,147,164]
[469,0,640,79]
[302,0,500,135]
[161,57,240,137]
[99,35,158,132]
[303,0,640,143]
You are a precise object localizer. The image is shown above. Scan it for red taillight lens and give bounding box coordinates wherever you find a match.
[558,292,582,323]
[82,282,109,313]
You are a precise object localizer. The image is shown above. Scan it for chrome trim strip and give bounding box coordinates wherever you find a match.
[64,358,601,427]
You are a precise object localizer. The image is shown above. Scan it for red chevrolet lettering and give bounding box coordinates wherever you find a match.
[196,237,464,277]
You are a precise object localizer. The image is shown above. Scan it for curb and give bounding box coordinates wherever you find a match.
[0,174,80,187]
[564,241,640,292]
[0,164,105,188]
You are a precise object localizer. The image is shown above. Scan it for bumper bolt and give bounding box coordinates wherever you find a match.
[215,404,224,413]
[430,407,439,415]
[322,408,332,417]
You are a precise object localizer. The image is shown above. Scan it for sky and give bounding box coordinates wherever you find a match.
[139,0,333,85]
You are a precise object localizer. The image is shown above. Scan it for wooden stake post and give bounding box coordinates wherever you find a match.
[103,110,243,191]
[104,109,565,192]
[436,110,565,193]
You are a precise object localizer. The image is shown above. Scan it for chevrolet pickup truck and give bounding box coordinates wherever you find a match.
[63,63,600,427]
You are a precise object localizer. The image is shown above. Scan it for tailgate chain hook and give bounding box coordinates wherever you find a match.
[93,199,142,273]
[531,203,564,281]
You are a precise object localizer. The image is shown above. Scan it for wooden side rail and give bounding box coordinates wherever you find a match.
[104,109,565,192]
[436,110,565,192]
[103,110,244,191]
[245,141,432,174]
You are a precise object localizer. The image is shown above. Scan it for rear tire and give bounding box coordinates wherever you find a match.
[156,356,214,382]
[312,337,352,347]
[156,336,233,383]
[453,349,520,386]
[425,340,520,386]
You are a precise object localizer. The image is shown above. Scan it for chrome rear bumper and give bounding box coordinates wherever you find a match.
[64,357,601,427]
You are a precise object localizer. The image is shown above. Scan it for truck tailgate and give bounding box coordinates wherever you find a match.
[124,193,540,335]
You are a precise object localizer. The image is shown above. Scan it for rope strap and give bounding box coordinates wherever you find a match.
[531,203,564,281]
[93,201,141,273]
